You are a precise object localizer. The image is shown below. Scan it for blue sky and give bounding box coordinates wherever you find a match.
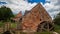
[28,0,45,4]
[0,1,7,5]
[0,0,46,4]
[0,0,60,19]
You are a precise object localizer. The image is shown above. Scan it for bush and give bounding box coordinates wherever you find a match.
[53,12,60,25]
[0,6,14,21]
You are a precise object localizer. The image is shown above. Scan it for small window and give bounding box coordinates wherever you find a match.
[19,18,22,22]
[20,18,22,20]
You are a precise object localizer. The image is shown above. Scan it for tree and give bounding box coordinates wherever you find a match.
[0,6,14,21]
[53,12,60,25]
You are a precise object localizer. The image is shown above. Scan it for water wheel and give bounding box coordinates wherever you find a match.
[37,21,54,32]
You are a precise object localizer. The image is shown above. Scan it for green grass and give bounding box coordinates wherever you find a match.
[0,21,4,27]
[0,21,60,34]
[34,32,51,34]
[11,23,16,28]
[54,24,60,30]
[54,24,60,34]
[0,21,16,28]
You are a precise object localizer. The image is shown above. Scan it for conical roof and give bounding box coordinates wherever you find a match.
[16,11,22,18]
[11,11,22,22]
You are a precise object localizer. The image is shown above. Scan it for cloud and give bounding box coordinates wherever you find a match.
[0,0,37,14]
[0,0,60,19]
[43,0,60,19]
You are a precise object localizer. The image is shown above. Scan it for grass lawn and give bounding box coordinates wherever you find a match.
[11,23,17,28]
[0,21,4,27]
[34,32,52,34]
[0,21,60,34]
[54,24,60,34]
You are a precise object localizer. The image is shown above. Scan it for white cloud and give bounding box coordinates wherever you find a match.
[0,0,37,14]
[43,0,60,19]
[0,0,60,19]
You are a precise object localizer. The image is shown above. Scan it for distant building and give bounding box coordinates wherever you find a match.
[11,11,22,22]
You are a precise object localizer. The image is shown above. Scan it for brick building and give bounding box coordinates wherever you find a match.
[12,3,54,32]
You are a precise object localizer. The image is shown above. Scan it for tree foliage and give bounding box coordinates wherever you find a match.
[53,12,60,25]
[0,6,14,21]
